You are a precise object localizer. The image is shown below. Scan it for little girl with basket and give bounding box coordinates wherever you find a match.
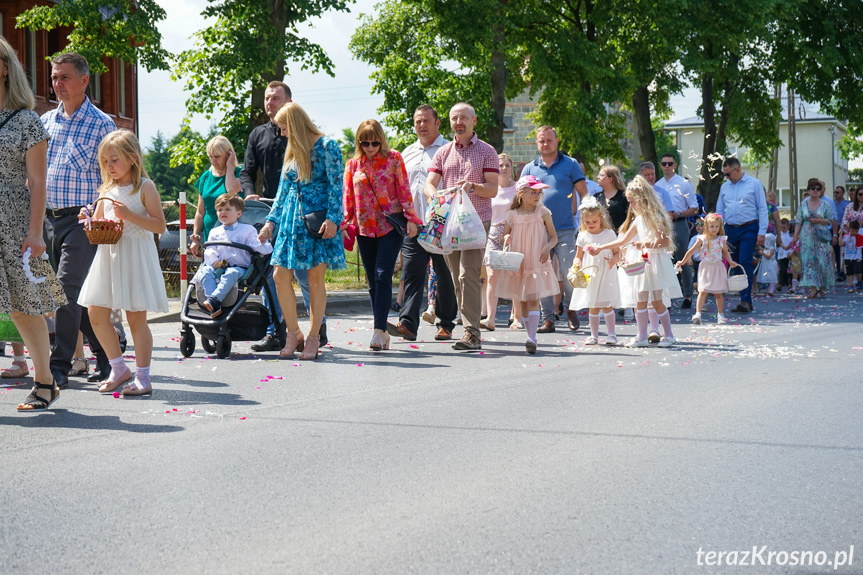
[78,130,169,396]
[569,197,621,345]
[493,176,559,354]
[675,212,740,324]
[587,176,681,348]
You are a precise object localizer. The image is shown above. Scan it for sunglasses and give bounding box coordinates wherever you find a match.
[809,186,822,191]
[660,161,675,167]
[360,141,381,148]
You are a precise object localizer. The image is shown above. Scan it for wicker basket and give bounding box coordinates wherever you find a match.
[84,197,124,245]
[726,266,749,292]
[488,245,524,272]
[567,265,598,289]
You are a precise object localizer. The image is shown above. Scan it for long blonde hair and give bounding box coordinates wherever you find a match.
[276,103,323,182]
[622,175,674,250]
[701,212,725,253]
[97,129,147,195]
[0,36,35,110]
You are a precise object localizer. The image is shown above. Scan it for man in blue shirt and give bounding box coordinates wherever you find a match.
[716,157,769,312]
[520,126,588,332]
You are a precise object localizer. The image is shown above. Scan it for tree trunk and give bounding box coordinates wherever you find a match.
[631,84,656,166]
[488,47,506,152]
[698,73,719,211]
[248,0,288,130]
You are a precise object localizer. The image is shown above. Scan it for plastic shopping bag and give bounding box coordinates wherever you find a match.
[418,187,458,254]
[442,187,487,251]
[0,313,23,343]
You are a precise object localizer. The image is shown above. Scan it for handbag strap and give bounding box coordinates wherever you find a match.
[0,109,21,133]
[361,164,401,220]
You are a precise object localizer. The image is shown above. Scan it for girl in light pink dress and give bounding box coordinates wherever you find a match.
[495,176,559,354]
[676,213,740,324]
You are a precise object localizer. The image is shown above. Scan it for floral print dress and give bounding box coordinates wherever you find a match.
[796,199,834,290]
[267,137,346,270]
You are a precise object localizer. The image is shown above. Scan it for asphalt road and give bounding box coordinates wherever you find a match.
[1,292,862,574]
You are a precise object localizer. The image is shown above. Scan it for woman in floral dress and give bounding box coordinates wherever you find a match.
[793,178,835,297]
[259,103,345,361]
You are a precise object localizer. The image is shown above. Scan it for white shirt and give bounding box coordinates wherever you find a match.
[204,222,273,268]
[687,235,702,261]
[776,230,792,259]
[584,178,602,196]
[655,174,697,214]
[491,183,517,225]
[402,134,448,223]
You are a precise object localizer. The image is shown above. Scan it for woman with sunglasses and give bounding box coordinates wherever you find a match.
[258,103,346,360]
[792,178,835,297]
[342,120,422,351]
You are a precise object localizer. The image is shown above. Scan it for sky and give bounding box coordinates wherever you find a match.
[137,0,859,170]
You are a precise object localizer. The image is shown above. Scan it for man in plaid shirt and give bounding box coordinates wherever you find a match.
[42,53,117,388]
[424,103,499,350]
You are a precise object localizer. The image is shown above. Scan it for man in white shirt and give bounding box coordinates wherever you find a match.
[389,104,457,341]
[655,153,699,307]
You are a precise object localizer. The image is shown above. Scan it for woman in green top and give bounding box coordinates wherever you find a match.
[189,135,243,256]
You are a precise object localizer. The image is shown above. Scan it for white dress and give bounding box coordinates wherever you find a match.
[626,216,682,304]
[570,229,621,310]
[756,233,779,284]
[79,180,169,312]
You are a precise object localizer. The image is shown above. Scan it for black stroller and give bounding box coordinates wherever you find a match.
[178,200,285,358]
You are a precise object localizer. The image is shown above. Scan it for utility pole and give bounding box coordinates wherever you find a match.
[768,84,780,195]
[787,88,799,214]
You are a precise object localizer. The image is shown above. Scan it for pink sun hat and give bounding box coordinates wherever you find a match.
[516,175,550,190]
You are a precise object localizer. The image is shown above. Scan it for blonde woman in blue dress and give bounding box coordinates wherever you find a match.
[78,130,169,396]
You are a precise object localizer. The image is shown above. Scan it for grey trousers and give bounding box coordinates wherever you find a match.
[46,214,107,372]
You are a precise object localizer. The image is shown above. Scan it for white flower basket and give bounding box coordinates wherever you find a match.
[488,245,524,272]
[727,266,749,292]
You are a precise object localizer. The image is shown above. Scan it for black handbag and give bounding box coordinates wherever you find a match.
[363,166,409,236]
[292,176,327,240]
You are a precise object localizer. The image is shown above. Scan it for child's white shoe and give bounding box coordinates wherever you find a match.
[717,314,727,324]
[604,335,618,346]
[691,313,701,325]
[584,336,598,346]
[657,336,677,348]
[625,338,650,348]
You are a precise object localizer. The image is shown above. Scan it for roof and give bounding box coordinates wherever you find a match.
[665,102,843,129]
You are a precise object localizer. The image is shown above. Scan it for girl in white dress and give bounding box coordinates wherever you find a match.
[569,197,621,345]
[78,130,168,396]
[587,176,681,347]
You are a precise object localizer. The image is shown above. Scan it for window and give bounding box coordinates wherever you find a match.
[91,72,102,104]
[27,31,36,94]
[118,61,125,116]
[0,13,4,36]
[503,115,514,132]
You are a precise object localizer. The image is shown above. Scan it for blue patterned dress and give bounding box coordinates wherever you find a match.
[267,137,346,270]
[796,198,834,290]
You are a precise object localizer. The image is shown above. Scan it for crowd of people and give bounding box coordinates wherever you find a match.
[3,46,861,413]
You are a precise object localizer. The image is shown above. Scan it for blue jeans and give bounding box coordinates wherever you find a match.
[541,229,576,322]
[263,268,326,336]
[357,230,403,331]
[725,221,758,304]
[193,265,245,302]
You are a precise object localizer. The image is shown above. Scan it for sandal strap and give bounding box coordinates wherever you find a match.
[33,380,56,390]
[21,390,48,409]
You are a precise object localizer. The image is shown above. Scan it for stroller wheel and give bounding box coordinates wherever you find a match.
[180,329,195,358]
[201,335,216,354]
[216,334,232,359]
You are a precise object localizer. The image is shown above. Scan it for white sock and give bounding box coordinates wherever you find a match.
[108,356,128,381]
[525,311,540,341]
[648,309,659,332]
[603,311,616,336]
[134,365,151,388]
[588,313,600,339]
[13,354,26,363]
[658,310,674,338]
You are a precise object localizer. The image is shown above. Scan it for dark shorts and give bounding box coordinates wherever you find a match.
[844,259,862,276]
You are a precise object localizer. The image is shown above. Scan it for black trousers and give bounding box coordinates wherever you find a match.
[46,214,107,371]
[398,234,457,333]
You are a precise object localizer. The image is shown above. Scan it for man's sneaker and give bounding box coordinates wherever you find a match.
[452,333,482,351]
[657,336,677,348]
[604,335,618,346]
[625,338,650,348]
[681,298,692,309]
[691,314,701,325]
[251,334,281,352]
[525,338,537,354]
[584,336,598,345]
[647,330,661,344]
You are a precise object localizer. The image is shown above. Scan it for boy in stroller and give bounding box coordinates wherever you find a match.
[192,193,273,317]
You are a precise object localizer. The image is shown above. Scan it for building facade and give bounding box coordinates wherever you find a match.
[665,106,848,210]
[0,4,137,132]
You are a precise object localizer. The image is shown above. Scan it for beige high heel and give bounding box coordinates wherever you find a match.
[280,329,305,358]
[298,335,320,360]
[369,329,385,351]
